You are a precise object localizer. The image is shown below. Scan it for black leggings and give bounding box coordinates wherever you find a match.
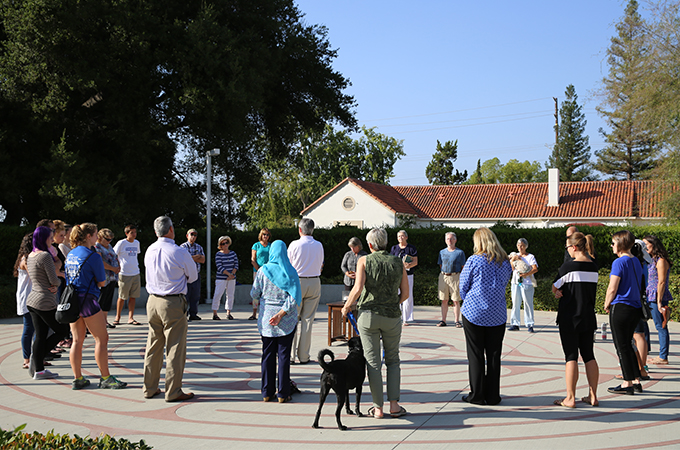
[610,303,642,381]
[559,324,595,363]
[27,306,70,373]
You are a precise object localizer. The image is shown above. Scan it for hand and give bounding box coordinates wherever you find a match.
[113,267,121,274]
[341,304,351,317]
[604,300,611,313]
[658,303,664,313]
[268,311,284,326]
[554,289,563,299]
[347,271,356,279]
[48,286,58,294]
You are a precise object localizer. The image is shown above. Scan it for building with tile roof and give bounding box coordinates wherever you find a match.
[301,169,667,229]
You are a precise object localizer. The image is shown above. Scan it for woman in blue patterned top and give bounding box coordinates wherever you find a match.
[212,236,239,320]
[251,240,301,403]
[460,228,512,405]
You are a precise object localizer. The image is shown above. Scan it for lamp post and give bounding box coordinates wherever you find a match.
[206,148,220,302]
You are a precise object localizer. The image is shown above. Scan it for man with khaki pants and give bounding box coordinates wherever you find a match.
[143,216,198,402]
[437,232,466,328]
[287,218,324,364]
[113,225,142,325]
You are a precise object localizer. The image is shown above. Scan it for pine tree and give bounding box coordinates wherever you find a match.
[548,85,593,181]
[425,140,467,185]
[595,0,659,180]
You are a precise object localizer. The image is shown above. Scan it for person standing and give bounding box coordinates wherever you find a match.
[212,236,239,320]
[390,230,418,325]
[509,238,538,333]
[251,240,300,403]
[342,228,409,418]
[14,234,34,370]
[250,228,272,320]
[95,228,120,329]
[604,230,644,395]
[459,228,512,405]
[340,237,367,291]
[643,235,673,365]
[180,229,205,321]
[113,225,142,325]
[287,218,324,365]
[552,232,599,408]
[437,232,466,328]
[143,216,198,402]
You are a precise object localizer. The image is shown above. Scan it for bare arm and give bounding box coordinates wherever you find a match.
[251,249,259,270]
[604,275,621,313]
[521,264,538,277]
[656,258,670,312]
[398,265,409,304]
[342,256,366,316]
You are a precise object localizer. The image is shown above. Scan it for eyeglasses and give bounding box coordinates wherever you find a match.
[262,233,270,237]
[105,238,112,242]
[219,242,228,246]
[190,233,198,237]
[565,244,573,249]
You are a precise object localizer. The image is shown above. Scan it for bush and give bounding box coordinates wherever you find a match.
[0,424,152,449]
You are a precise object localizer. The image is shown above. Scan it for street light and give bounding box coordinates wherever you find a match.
[206,148,220,302]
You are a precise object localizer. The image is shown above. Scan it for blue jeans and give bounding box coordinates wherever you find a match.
[21,313,35,359]
[186,277,201,317]
[649,301,669,360]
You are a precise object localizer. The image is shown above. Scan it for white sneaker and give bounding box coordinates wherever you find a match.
[33,370,58,380]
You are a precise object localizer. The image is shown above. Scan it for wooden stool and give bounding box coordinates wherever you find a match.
[327,302,358,346]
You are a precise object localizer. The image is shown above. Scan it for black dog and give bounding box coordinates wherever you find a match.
[312,336,366,430]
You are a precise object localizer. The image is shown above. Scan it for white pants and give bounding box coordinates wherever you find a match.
[212,279,236,311]
[399,274,414,323]
[510,282,534,327]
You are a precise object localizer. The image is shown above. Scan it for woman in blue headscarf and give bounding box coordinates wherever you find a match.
[251,240,301,403]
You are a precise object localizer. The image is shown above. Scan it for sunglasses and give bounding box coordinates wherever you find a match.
[219,242,228,246]
[105,237,113,242]
[190,233,198,237]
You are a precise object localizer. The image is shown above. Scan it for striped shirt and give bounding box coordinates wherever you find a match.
[26,252,60,311]
[553,260,599,331]
[216,251,239,280]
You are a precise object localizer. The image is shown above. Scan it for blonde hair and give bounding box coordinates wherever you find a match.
[472,228,507,266]
[258,228,271,242]
[217,235,232,249]
[70,223,98,248]
[568,232,595,258]
[53,220,66,235]
[98,228,114,240]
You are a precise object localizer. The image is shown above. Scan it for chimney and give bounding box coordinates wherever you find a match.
[547,168,559,207]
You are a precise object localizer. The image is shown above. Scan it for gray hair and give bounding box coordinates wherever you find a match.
[366,228,388,251]
[398,229,408,238]
[517,238,529,248]
[299,218,315,236]
[348,237,363,250]
[154,216,173,237]
[445,231,456,239]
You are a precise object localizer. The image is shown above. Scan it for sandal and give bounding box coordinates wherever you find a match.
[112,321,121,326]
[367,406,383,419]
[248,315,256,320]
[580,396,599,407]
[436,321,447,327]
[390,406,408,418]
[127,320,142,325]
[22,362,29,369]
[553,399,574,408]
[455,321,463,328]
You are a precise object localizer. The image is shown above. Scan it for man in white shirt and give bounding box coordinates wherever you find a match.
[113,225,142,325]
[287,218,324,364]
[143,216,198,402]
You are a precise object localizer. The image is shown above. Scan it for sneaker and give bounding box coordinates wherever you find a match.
[99,375,128,389]
[508,325,520,331]
[33,370,58,380]
[72,377,91,390]
[528,326,535,333]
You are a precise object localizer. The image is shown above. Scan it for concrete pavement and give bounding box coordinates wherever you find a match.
[1,306,678,449]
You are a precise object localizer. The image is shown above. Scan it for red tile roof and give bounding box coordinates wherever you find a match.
[302,178,667,219]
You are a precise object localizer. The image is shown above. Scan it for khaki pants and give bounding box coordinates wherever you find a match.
[292,277,321,363]
[143,294,188,401]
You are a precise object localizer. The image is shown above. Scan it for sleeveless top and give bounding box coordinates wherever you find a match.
[647,257,673,304]
[357,250,403,318]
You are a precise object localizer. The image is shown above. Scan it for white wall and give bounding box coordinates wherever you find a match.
[304,182,397,229]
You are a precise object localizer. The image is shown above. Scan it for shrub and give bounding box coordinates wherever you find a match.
[0,424,152,449]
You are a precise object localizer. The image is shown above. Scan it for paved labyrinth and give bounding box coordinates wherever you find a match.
[1,307,678,449]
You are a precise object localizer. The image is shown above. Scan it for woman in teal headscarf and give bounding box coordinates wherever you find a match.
[251,240,301,403]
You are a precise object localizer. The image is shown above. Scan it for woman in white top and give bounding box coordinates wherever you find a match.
[14,234,34,369]
[509,238,538,333]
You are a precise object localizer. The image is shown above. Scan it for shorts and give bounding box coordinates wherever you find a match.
[559,322,595,363]
[118,274,141,300]
[438,272,461,302]
[80,292,102,318]
[634,319,649,334]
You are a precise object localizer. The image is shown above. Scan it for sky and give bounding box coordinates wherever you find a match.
[294,0,633,186]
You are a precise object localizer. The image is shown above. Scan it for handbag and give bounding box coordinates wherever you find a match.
[632,261,652,321]
[56,251,94,324]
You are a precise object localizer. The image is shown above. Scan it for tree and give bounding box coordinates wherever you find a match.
[239,126,405,229]
[465,158,546,184]
[0,0,356,226]
[549,85,594,181]
[425,140,467,185]
[595,0,659,180]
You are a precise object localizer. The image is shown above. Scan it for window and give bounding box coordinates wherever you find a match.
[342,196,355,211]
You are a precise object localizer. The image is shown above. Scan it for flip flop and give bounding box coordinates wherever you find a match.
[390,406,408,418]
[436,321,447,327]
[367,406,383,419]
[580,396,599,407]
[112,321,120,326]
[128,320,142,325]
[553,399,575,408]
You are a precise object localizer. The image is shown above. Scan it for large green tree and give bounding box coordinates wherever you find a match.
[239,126,404,229]
[595,0,659,180]
[465,158,546,184]
[549,85,593,181]
[425,140,467,185]
[0,0,355,227]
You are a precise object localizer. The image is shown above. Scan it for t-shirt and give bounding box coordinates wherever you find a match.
[216,251,239,280]
[438,247,466,273]
[610,255,643,308]
[553,260,598,331]
[65,246,106,298]
[511,253,538,287]
[113,239,141,276]
[252,242,271,271]
[390,243,418,275]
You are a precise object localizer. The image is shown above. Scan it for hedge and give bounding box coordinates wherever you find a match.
[2,223,680,319]
[0,424,152,449]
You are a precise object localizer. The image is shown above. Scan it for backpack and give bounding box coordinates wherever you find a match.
[56,251,94,324]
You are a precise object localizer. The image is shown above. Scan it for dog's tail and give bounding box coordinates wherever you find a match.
[317,348,335,372]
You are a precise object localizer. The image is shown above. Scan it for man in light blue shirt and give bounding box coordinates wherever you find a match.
[143,216,198,403]
[437,232,466,328]
[180,229,205,321]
